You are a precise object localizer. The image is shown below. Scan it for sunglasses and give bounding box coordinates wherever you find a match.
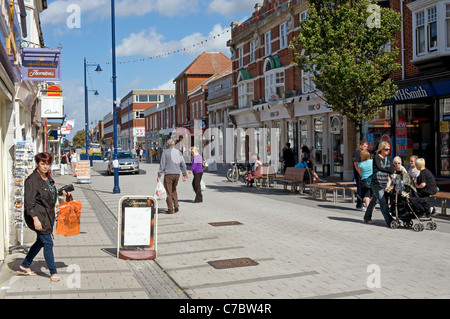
[384,148,390,151]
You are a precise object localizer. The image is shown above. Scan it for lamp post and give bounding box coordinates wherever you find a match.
[84,58,102,165]
[111,0,120,194]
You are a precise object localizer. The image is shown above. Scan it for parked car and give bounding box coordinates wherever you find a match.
[105,150,140,175]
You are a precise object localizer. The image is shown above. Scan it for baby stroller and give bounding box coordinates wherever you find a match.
[388,174,437,232]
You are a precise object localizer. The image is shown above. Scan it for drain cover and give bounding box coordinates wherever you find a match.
[208,258,259,269]
[209,221,242,227]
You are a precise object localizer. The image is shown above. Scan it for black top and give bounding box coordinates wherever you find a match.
[24,169,57,234]
[372,154,394,187]
[282,147,296,167]
[416,168,437,194]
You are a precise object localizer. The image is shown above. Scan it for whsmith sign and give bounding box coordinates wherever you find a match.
[389,80,450,103]
[392,85,430,101]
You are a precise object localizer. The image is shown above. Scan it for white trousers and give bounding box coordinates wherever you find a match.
[60,163,68,175]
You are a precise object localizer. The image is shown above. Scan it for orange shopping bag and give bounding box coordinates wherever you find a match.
[56,195,82,236]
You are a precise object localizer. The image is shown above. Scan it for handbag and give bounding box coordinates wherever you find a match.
[202,158,209,168]
[56,194,82,237]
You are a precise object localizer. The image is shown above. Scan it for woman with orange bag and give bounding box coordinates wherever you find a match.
[19,152,70,282]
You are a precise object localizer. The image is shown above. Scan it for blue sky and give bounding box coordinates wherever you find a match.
[40,0,257,138]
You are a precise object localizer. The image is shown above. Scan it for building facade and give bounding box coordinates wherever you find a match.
[227,0,357,178]
[360,0,450,189]
[1,0,48,261]
[119,90,174,151]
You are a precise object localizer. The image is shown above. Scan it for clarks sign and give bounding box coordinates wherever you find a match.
[392,86,430,101]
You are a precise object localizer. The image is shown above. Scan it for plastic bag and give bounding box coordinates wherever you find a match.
[56,195,82,237]
[200,179,205,191]
[154,181,167,200]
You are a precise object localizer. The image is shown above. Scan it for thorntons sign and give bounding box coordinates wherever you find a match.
[28,69,56,79]
[393,86,430,101]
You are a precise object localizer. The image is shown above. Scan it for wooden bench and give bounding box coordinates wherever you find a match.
[254,165,277,187]
[429,192,450,215]
[274,167,309,193]
[335,182,357,203]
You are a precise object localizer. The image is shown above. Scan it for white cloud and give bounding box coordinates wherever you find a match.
[116,24,231,58]
[207,0,256,16]
[41,0,201,27]
[152,79,175,91]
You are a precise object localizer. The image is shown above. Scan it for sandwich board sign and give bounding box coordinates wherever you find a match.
[117,196,158,260]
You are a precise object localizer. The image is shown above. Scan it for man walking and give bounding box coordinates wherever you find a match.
[353,140,368,211]
[157,139,187,214]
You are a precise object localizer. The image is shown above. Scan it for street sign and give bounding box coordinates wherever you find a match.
[117,196,158,260]
[76,160,91,184]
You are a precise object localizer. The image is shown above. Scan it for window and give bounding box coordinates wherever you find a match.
[264,70,284,101]
[265,31,271,56]
[427,7,437,51]
[238,46,244,68]
[416,11,425,55]
[250,40,256,63]
[447,5,450,48]
[299,10,309,27]
[280,22,288,48]
[238,81,254,108]
[302,70,316,93]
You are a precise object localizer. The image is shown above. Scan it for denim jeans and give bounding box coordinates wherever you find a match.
[21,233,57,275]
[364,183,393,227]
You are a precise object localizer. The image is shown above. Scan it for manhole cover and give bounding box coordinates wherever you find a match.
[208,258,259,269]
[209,221,242,227]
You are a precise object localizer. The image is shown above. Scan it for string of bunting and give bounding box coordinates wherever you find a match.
[90,0,304,66]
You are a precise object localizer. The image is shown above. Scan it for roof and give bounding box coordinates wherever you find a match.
[175,52,231,80]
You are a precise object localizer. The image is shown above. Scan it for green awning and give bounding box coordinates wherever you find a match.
[239,69,252,80]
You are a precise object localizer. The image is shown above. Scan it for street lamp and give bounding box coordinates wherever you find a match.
[84,58,102,165]
[111,0,120,194]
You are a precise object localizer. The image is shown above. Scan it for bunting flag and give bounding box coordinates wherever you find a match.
[89,0,305,66]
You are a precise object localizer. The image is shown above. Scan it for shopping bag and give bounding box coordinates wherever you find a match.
[154,181,167,200]
[56,195,82,237]
[200,179,205,191]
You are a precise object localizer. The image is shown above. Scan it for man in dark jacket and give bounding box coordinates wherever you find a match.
[282,143,296,173]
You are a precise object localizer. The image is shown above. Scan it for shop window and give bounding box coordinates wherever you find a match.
[439,99,450,176]
[447,4,450,48]
[395,104,434,171]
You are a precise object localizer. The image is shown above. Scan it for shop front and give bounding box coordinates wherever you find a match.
[362,79,450,185]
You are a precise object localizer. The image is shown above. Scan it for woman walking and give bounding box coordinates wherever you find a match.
[363,142,394,227]
[187,147,203,203]
[358,150,373,213]
[20,152,70,282]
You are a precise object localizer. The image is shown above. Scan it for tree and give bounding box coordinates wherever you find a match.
[72,130,85,147]
[291,0,402,141]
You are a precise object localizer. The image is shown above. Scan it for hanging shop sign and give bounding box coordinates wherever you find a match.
[41,96,63,118]
[22,48,61,81]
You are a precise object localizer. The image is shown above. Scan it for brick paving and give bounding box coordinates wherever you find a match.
[1,162,450,299]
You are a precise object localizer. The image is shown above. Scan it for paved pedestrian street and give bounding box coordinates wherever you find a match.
[1,162,450,301]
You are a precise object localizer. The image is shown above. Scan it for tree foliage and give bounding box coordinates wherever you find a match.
[72,130,85,147]
[291,0,402,133]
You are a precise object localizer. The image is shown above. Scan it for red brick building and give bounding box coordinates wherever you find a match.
[363,0,450,183]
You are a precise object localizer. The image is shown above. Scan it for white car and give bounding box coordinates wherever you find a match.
[105,150,140,175]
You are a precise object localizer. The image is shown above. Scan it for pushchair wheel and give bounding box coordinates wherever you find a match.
[390,220,399,229]
[413,223,424,232]
[426,222,437,230]
[404,220,413,228]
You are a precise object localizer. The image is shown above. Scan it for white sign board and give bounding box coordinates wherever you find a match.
[41,96,64,118]
[124,207,152,246]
